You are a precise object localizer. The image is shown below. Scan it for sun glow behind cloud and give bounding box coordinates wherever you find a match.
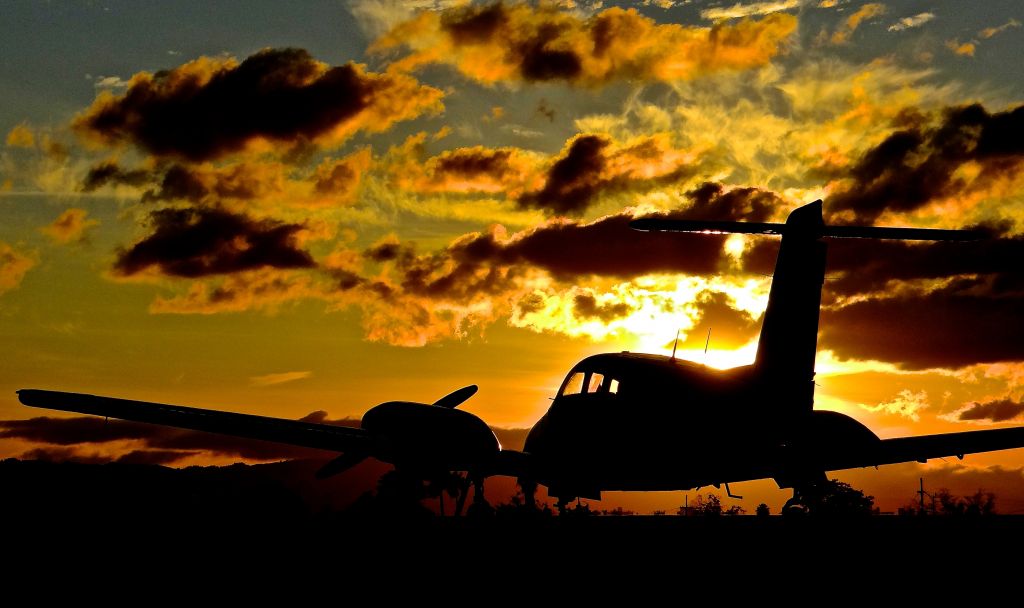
[512,273,769,362]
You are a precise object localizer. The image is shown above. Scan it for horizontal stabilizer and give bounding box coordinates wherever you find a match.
[630,218,984,241]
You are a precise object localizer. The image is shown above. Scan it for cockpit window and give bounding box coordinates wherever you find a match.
[560,370,621,397]
[562,372,585,396]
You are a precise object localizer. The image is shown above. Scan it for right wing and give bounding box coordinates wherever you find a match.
[17,389,369,454]
[822,426,1024,473]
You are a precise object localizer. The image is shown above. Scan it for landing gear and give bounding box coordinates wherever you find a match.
[465,475,493,517]
[453,474,472,516]
[518,477,538,510]
[555,496,573,514]
[782,473,827,516]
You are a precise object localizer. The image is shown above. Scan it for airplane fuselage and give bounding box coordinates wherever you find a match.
[523,352,879,499]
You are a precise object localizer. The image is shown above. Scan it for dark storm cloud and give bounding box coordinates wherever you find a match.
[0,416,165,445]
[365,240,415,264]
[518,135,608,214]
[958,399,1024,423]
[113,207,315,278]
[821,224,1024,296]
[517,135,700,215]
[114,449,201,465]
[74,48,441,161]
[442,3,583,81]
[503,183,782,278]
[142,165,207,202]
[573,293,634,322]
[740,215,1024,369]
[20,447,199,466]
[820,281,1024,369]
[827,103,1024,223]
[433,148,516,181]
[140,164,272,203]
[685,291,761,348]
[2,412,361,463]
[373,183,784,302]
[81,161,153,192]
[455,211,729,279]
[18,447,111,465]
[684,182,776,222]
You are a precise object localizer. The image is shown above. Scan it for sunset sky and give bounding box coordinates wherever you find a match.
[2,0,1023,513]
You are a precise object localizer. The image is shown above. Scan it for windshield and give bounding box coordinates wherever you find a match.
[559,370,620,397]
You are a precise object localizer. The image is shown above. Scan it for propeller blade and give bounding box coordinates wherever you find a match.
[432,385,478,409]
[315,450,369,479]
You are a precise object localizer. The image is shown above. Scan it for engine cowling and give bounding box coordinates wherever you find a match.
[361,401,500,473]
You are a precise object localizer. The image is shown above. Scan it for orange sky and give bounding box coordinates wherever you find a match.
[2,1,1024,514]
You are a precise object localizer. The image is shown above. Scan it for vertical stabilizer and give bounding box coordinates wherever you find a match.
[753,201,827,414]
[629,199,982,418]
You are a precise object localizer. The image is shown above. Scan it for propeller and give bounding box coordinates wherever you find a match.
[315,384,481,479]
[432,384,478,409]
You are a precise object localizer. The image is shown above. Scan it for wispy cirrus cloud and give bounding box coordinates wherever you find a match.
[887,12,934,32]
[250,370,313,387]
[701,1,801,21]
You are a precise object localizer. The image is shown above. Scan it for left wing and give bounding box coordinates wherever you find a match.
[823,426,1024,473]
[17,389,370,454]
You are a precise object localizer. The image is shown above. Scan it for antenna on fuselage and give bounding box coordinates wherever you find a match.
[670,329,680,361]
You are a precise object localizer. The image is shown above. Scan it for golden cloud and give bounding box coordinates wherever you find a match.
[311,148,373,205]
[374,4,798,86]
[40,208,99,244]
[392,143,543,197]
[0,242,35,294]
[831,2,885,45]
[946,39,976,57]
[979,19,1021,40]
[5,124,36,149]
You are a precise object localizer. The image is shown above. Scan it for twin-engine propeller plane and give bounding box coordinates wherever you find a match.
[18,201,1024,513]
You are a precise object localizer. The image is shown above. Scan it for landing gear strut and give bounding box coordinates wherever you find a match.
[518,477,538,510]
[466,475,493,517]
[782,473,827,516]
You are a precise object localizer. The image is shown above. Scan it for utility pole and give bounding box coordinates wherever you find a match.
[918,477,926,513]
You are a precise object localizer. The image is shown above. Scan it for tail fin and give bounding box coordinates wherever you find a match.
[752,201,826,409]
[631,200,982,415]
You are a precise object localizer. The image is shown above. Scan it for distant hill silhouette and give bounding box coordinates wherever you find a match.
[0,456,541,525]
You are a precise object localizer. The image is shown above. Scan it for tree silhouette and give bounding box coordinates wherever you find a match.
[756,503,770,517]
[682,493,744,516]
[815,479,875,516]
[912,488,998,516]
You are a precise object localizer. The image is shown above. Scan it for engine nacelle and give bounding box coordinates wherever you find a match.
[361,401,499,473]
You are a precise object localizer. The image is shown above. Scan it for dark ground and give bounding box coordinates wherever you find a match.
[2,458,1021,587]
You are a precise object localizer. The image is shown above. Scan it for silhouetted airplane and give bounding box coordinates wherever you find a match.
[18,201,1024,513]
